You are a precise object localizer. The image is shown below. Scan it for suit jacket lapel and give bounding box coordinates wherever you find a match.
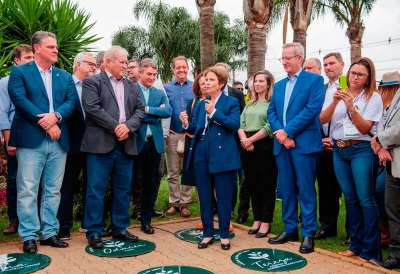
[123,79,130,116]
[385,90,400,127]
[52,67,60,105]
[100,72,117,104]
[29,62,49,99]
[287,71,304,108]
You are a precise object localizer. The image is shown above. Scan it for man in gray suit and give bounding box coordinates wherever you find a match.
[371,71,400,269]
[81,46,145,248]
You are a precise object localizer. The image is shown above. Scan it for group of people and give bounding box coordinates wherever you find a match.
[1,31,400,270]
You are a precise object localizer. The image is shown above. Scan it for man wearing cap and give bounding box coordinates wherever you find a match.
[371,71,400,269]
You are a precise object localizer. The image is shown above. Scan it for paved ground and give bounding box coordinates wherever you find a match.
[0,218,395,274]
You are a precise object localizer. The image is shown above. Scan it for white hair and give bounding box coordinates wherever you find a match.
[283,42,305,59]
[73,52,93,72]
[104,46,128,61]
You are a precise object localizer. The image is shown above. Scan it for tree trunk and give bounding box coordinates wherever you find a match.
[247,26,267,77]
[198,5,215,70]
[346,23,364,64]
[293,29,307,55]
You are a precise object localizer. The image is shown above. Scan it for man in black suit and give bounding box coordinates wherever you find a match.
[81,46,145,248]
[57,52,97,240]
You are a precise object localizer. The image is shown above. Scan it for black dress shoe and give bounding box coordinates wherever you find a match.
[236,214,248,224]
[197,238,214,249]
[315,230,336,240]
[88,234,103,249]
[23,240,37,254]
[40,236,69,248]
[113,230,139,242]
[256,231,268,238]
[268,232,299,244]
[299,237,314,254]
[141,224,155,234]
[58,229,71,241]
[102,226,112,237]
[221,242,231,250]
[248,228,259,235]
[383,256,400,269]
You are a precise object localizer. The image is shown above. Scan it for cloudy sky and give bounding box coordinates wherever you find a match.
[74,0,400,82]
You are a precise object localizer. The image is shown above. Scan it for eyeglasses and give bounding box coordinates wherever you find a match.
[81,60,97,67]
[350,71,368,78]
[279,55,299,63]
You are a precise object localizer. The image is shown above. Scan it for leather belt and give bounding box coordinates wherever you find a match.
[333,139,362,148]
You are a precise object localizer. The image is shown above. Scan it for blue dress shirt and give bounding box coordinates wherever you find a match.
[283,69,302,126]
[35,61,54,113]
[164,79,194,133]
[0,76,15,130]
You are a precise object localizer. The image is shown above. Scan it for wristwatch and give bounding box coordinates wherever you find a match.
[54,112,62,123]
[375,136,381,145]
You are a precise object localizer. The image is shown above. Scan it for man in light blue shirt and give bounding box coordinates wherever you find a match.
[0,44,34,235]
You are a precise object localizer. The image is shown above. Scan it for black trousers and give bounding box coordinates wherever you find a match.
[316,149,341,233]
[132,140,161,225]
[6,152,18,222]
[242,136,276,223]
[57,153,87,231]
[236,168,250,217]
[385,166,400,258]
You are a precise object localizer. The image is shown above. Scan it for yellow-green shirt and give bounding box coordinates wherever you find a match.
[240,100,272,137]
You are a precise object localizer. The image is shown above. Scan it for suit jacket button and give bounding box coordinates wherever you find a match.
[218,146,222,149]
[217,132,221,136]
[189,147,192,150]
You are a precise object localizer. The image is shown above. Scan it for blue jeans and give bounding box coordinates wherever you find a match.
[333,141,381,260]
[84,143,133,237]
[16,139,67,241]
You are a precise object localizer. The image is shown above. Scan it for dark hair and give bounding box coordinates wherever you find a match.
[323,52,344,64]
[192,72,205,98]
[31,31,56,53]
[11,44,32,62]
[346,57,377,100]
[233,81,243,86]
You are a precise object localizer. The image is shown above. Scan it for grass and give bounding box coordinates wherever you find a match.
[0,177,390,259]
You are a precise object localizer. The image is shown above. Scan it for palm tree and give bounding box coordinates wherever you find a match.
[196,0,216,70]
[134,0,198,81]
[318,0,376,63]
[289,0,315,53]
[0,0,99,74]
[243,0,274,77]
[112,26,154,60]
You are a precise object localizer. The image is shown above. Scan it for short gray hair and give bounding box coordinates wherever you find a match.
[73,52,93,72]
[305,57,321,70]
[283,42,305,59]
[104,46,128,61]
[96,51,105,65]
[139,58,157,72]
[31,31,56,53]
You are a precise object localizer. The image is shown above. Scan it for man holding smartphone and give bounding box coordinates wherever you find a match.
[316,52,345,240]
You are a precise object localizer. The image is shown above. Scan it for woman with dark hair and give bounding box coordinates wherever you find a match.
[238,70,277,238]
[320,57,383,264]
[180,66,241,250]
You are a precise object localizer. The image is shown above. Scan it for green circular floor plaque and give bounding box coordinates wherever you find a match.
[85,239,155,257]
[174,228,234,243]
[138,265,213,274]
[0,253,50,274]
[231,248,307,272]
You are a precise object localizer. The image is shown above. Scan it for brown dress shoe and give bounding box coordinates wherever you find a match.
[180,206,191,218]
[165,206,177,216]
[3,220,18,235]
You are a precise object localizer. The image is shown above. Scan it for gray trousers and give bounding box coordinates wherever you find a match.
[385,168,400,258]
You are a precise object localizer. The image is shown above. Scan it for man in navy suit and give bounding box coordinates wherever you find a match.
[133,59,171,234]
[8,31,78,253]
[267,42,324,254]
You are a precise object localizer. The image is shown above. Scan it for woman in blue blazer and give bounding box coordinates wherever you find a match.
[181,66,241,250]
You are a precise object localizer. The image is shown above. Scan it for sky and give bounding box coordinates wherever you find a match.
[74,0,400,82]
